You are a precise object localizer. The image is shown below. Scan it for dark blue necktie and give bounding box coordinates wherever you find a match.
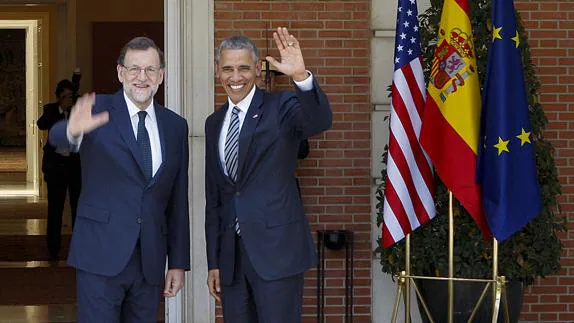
[137,111,152,182]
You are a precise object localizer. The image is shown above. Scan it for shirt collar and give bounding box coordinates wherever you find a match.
[123,91,156,123]
[227,85,256,115]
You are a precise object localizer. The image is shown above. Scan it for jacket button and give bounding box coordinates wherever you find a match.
[236,192,240,196]
[137,217,142,224]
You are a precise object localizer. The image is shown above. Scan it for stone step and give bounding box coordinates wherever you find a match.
[0,304,166,322]
[0,267,76,305]
[0,198,46,220]
[0,235,71,262]
[0,219,73,236]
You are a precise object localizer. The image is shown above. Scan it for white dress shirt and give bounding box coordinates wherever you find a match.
[55,106,70,156]
[68,92,163,177]
[123,92,162,177]
[218,73,314,176]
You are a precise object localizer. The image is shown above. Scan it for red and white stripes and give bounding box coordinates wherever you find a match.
[382,58,436,247]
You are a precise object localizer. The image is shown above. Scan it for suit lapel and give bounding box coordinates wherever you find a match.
[109,91,146,177]
[148,102,168,187]
[237,88,264,181]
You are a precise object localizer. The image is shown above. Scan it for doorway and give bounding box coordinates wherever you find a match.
[0,20,41,197]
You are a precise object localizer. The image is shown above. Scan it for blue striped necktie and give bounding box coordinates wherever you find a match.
[225,106,241,234]
[137,111,152,182]
[225,107,240,182]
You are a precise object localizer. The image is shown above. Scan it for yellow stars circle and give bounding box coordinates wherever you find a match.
[492,26,503,41]
[491,25,520,47]
[492,129,533,156]
[494,137,510,155]
[516,128,531,146]
[511,31,520,48]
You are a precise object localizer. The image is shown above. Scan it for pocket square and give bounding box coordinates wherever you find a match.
[252,114,259,118]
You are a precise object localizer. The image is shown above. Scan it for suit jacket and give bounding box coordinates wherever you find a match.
[37,102,80,180]
[297,139,310,160]
[49,90,190,285]
[205,79,332,284]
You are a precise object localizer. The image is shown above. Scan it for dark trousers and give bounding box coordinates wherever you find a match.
[221,237,304,323]
[45,159,81,258]
[76,243,162,323]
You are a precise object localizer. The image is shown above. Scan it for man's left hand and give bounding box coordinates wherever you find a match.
[266,27,308,82]
[164,269,185,297]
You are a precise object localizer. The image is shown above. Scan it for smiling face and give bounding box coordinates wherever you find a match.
[216,48,261,104]
[117,47,164,109]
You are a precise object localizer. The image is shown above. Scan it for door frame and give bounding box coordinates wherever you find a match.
[0,14,47,197]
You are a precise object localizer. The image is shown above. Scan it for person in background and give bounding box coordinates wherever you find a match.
[37,79,81,261]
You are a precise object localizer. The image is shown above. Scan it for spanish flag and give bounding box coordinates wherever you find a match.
[420,0,491,236]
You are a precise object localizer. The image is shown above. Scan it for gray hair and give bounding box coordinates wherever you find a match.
[215,35,260,64]
[117,36,165,68]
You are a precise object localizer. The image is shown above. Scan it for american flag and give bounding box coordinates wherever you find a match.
[382,0,436,247]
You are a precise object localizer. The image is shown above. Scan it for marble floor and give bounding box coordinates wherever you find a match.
[0,148,37,197]
[0,173,36,197]
[0,147,26,172]
[0,305,76,323]
[0,149,165,322]
[0,195,77,323]
[0,196,165,322]
[0,149,76,321]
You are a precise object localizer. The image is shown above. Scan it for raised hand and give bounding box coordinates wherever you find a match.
[265,27,308,82]
[68,93,109,137]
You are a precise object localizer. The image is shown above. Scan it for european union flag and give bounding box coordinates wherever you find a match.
[477,0,542,241]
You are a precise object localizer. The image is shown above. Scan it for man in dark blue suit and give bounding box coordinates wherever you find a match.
[205,27,332,322]
[48,37,190,322]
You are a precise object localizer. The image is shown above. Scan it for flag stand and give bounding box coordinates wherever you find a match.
[390,192,510,323]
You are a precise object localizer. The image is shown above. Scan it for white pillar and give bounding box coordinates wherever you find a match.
[164,0,215,322]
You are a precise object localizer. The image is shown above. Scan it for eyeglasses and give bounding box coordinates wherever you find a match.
[122,65,161,79]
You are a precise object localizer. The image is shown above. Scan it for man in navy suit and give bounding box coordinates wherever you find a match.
[48,37,190,322]
[205,27,332,322]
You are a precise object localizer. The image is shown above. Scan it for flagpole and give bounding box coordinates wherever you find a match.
[492,238,503,323]
[448,191,454,323]
[405,234,411,323]
[492,237,498,315]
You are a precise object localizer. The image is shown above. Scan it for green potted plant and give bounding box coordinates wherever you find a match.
[375,0,565,321]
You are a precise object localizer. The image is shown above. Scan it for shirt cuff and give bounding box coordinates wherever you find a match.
[293,70,314,91]
[66,125,83,152]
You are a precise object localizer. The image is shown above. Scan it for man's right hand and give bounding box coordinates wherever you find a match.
[207,269,221,303]
[68,92,109,137]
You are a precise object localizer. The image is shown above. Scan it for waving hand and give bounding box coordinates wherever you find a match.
[265,27,308,82]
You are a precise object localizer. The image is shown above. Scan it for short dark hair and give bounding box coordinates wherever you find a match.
[55,79,74,98]
[117,36,165,68]
[215,35,260,64]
